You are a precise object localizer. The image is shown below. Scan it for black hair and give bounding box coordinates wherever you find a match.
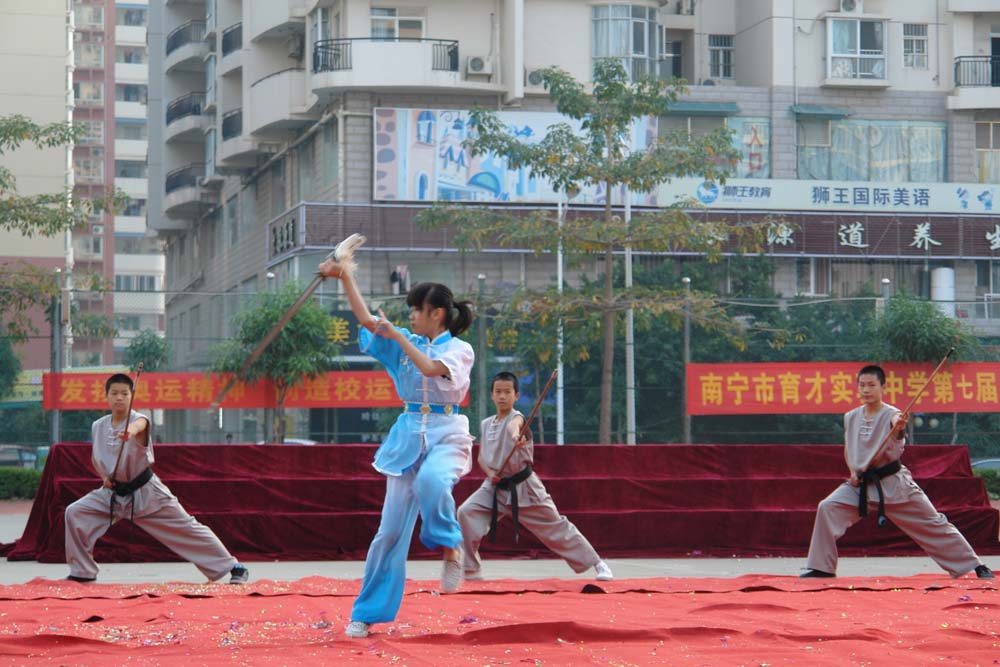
[406,282,474,336]
[490,371,520,393]
[857,365,886,385]
[105,373,134,393]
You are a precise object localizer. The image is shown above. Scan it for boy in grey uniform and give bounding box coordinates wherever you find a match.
[801,364,994,579]
[457,372,613,582]
[64,373,249,584]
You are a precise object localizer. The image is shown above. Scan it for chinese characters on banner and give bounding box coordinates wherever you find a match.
[686,362,1000,416]
[41,371,459,410]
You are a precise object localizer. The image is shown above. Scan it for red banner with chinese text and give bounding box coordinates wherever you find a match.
[41,371,446,410]
[686,362,1000,415]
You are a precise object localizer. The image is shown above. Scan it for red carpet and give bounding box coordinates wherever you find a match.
[0,575,997,665]
[5,443,998,562]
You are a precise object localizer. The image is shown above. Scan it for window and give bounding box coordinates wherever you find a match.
[797,119,946,182]
[270,159,286,218]
[115,84,147,103]
[796,258,830,296]
[74,234,103,256]
[729,117,771,178]
[592,5,659,81]
[297,138,315,202]
[75,3,103,28]
[657,30,683,79]
[828,19,886,80]
[323,121,339,186]
[902,24,928,70]
[115,235,159,254]
[74,81,104,104]
[115,121,147,140]
[75,43,103,67]
[74,156,103,182]
[659,115,726,137]
[708,34,733,80]
[226,195,239,245]
[311,6,330,44]
[115,7,146,26]
[121,198,146,216]
[115,160,147,178]
[114,274,156,291]
[371,8,424,40]
[115,46,147,64]
[976,121,1000,184]
[79,120,104,144]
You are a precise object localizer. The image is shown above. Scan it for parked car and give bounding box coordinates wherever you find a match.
[971,458,1000,471]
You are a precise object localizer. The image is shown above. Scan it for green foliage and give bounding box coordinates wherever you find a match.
[0,405,103,446]
[124,329,172,372]
[210,281,339,443]
[0,467,41,499]
[975,469,999,500]
[861,293,986,362]
[417,62,768,443]
[0,337,20,401]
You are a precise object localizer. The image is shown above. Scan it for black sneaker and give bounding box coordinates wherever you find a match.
[799,569,836,578]
[975,564,994,579]
[229,564,250,584]
[66,575,96,583]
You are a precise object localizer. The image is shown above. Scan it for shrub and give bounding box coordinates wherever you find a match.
[0,467,42,499]
[975,469,1000,500]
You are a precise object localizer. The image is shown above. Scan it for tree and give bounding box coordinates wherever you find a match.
[0,115,126,342]
[124,329,172,372]
[419,61,766,442]
[210,282,339,443]
[0,337,20,401]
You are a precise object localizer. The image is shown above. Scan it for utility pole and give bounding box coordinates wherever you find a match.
[624,188,635,445]
[682,276,691,444]
[50,268,62,445]
[477,273,487,424]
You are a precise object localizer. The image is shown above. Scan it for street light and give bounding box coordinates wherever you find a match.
[477,273,487,425]
[624,187,636,445]
[682,276,691,444]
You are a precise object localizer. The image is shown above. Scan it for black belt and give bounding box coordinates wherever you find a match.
[489,464,533,544]
[858,460,901,528]
[109,467,153,528]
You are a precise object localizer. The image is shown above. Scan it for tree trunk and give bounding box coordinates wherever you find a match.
[275,386,287,444]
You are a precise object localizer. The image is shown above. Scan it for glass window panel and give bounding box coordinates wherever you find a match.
[993,123,1000,149]
[632,21,645,55]
[691,116,724,136]
[611,6,629,18]
[831,20,856,54]
[976,122,991,149]
[859,20,883,53]
[398,19,423,39]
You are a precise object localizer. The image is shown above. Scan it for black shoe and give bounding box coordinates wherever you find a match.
[229,564,250,584]
[66,575,96,583]
[975,564,994,579]
[799,569,836,578]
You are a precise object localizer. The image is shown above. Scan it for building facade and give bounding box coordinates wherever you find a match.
[148,0,1000,441]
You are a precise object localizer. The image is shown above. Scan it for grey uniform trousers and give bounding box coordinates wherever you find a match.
[65,477,237,581]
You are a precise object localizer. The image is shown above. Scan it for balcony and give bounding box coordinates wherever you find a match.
[948,56,1000,111]
[114,139,147,160]
[114,215,146,235]
[115,24,146,45]
[249,68,316,134]
[165,21,207,73]
[247,0,307,42]
[311,38,497,98]
[165,92,210,143]
[114,100,146,119]
[947,0,1000,10]
[220,23,243,74]
[164,163,205,216]
[219,109,258,170]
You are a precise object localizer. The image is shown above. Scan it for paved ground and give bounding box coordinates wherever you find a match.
[4,500,998,585]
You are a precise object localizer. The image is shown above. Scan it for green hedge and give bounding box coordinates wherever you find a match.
[976,469,1000,500]
[0,467,42,499]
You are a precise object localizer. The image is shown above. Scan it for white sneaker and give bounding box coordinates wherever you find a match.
[594,560,614,581]
[441,550,464,594]
[345,621,370,638]
[464,570,484,581]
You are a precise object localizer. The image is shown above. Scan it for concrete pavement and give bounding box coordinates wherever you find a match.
[2,500,996,586]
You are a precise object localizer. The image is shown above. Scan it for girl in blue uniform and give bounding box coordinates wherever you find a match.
[318,256,475,639]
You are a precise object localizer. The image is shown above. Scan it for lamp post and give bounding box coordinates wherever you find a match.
[881,277,891,316]
[682,276,691,444]
[50,268,62,445]
[624,187,636,445]
[263,271,276,442]
[477,273,487,425]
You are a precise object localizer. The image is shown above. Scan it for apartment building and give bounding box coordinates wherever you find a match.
[0,1,73,372]
[149,0,1000,440]
[71,0,164,368]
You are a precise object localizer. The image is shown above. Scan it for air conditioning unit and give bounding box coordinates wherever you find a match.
[286,35,304,60]
[839,0,862,13]
[466,55,492,75]
[524,67,546,90]
[257,142,282,154]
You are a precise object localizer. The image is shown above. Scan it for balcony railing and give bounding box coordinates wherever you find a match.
[312,38,459,73]
[221,108,242,140]
[955,56,1000,87]
[165,92,205,125]
[165,163,205,194]
[166,21,206,56]
[221,23,243,56]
